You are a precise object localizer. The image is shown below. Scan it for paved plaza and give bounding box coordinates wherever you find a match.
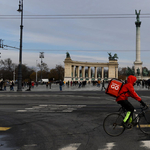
[2,83,149,92]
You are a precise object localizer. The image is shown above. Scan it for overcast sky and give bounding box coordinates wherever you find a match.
[0,0,150,70]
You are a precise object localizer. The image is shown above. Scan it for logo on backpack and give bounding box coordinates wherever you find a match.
[111,83,120,90]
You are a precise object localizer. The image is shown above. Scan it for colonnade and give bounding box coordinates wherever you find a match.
[64,57,118,82]
[72,66,105,79]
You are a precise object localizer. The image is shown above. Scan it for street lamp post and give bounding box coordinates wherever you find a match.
[17,0,23,91]
[39,52,44,80]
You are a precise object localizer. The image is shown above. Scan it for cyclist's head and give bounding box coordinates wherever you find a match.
[127,75,137,86]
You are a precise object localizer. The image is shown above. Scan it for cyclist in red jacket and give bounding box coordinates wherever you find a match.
[116,75,146,128]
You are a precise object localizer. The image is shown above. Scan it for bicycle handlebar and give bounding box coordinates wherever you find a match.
[140,104,149,111]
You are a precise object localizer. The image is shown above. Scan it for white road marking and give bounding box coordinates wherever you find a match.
[59,143,81,150]
[16,104,86,113]
[99,142,115,150]
[105,98,116,102]
[16,110,27,112]
[141,141,150,149]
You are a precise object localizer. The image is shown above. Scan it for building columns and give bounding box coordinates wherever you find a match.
[95,67,97,78]
[82,66,85,78]
[101,67,104,79]
[72,65,75,77]
[88,67,91,78]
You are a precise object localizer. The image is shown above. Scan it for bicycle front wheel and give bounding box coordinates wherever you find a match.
[103,113,125,136]
[138,115,150,135]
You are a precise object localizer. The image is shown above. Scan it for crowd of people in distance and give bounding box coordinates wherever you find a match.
[0,78,150,92]
[0,79,15,91]
[58,80,105,91]
[136,79,150,89]
[0,79,38,91]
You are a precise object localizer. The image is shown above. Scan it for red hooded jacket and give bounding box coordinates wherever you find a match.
[116,75,141,102]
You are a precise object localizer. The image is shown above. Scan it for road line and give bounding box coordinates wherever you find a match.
[138,124,150,128]
[0,127,11,131]
[16,110,27,112]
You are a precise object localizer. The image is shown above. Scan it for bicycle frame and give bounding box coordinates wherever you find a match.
[118,106,148,126]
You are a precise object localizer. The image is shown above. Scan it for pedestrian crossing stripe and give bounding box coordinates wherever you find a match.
[0,127,11,131]
[59,143,81,150]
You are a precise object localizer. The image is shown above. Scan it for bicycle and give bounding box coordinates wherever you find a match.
[103,105,150,136]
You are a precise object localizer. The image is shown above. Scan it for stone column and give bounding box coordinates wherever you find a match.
[72,65,75,78]
[88,67,91,78]
[134,12,143,77]
[75,66,78,77]
[82,66,85,78]
[115,67,118,78]
[94,67,97,79]
[101,67,104,79]
[135,21,141,62]
[77,66,80,78]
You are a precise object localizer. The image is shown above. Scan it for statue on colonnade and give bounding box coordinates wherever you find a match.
[108,53,119,61]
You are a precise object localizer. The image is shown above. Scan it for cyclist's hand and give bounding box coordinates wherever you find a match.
[143,105,149,110]
[140,100,146,107]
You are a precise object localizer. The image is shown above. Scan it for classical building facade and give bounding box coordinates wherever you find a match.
[64,55,119,82]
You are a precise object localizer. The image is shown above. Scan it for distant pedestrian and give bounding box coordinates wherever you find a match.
[59,80,63,91]
[26,81,31,91]
[142,80,145,88]
[12,81,14,91]
[0,80,3,90]
[46,82,48,88]
[147,79,150,89]
[101,80,105,91]
[97,80,101,87]
[31,82,34,88]
[78,82,82,88]
[10,81,14,91]
[3,80,7,91]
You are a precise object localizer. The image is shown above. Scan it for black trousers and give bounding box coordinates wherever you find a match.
[117,100,134,112]
[117,100,134,122]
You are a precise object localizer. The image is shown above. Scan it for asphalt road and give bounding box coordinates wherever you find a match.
[0,91,150,150]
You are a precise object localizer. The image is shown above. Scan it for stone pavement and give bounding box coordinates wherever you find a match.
[2,83,149,92]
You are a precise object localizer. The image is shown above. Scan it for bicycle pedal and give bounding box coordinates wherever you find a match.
[123,123,133,129]
[128,123,133,129]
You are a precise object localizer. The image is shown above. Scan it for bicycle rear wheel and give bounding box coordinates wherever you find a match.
[138,115,150,135]
[103,113,125,136]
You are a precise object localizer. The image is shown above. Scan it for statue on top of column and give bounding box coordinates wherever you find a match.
[66,52,71,58]
[135,10,141,22]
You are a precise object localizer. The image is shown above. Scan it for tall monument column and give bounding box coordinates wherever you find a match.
[134,10,143,77]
